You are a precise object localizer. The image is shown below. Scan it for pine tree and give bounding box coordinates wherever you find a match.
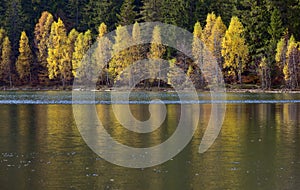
[81,0,120,33]
[16,31,33,83]
[4,0,25,56]
[149,25,166,88]
[140,0,163,22]
[265,7,284,87]
[117,0,137,26]
[161,0,190,29]
[239,0,270,66]
[0,37,13,86]
[207,0,237,26]
[222,16,249,84]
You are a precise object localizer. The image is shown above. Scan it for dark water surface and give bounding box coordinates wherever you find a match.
[0,91,299,189]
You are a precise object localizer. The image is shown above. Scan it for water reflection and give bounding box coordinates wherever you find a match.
[0,103,299,189]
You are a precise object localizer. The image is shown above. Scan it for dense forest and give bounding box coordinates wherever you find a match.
[0,0,300,90]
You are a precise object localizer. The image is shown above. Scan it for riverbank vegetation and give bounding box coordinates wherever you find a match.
[0,0,300,90]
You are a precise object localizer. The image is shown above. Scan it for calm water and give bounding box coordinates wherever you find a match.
[0,91,299,189]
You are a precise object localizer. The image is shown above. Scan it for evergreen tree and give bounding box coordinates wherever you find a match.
[161,0,190,29]
[81,0,121,33]
[4,0,25,56]
[140,0,163,22]
[222,16,249,84]
[265,7,284,87]
[149,25,166,88]
[117,0,137,26]
[16,31,33,83]
[65,0,88,29]
[0,37,13,86]
[207,0,237,26]
[239,0,270,66]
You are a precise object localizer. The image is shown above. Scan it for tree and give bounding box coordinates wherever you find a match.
[0,37,13,86]
[47,18,69,86]
[109,25,131,81]
[81,0,121,33]
[160,0,190,29]
[96,23,112,86]
[65,0,88,29]
[4,0,25,56]
[0,28,6,60]
[34,11,54,82]
[191,21,205,88]
[284,35,299,89]
[117,0,137,26]
[207,0,237,26]
[140,0,163,22]
[149,25,166,88]
[129,22,145,87]
[275,30,289,83]
[222,16,249,84]
[208,16,227,68]
[72,30,92,82]
[266,7,284,87]
[16,31,33,83]
[259,56,271,89]
[202,12,217,46]
[238,0,270,66]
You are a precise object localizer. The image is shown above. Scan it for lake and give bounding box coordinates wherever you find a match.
[0,91,299,189]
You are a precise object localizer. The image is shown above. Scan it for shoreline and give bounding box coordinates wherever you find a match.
[1,85,300,93]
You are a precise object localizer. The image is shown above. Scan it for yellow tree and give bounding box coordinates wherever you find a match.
[109,25,131,81]
[191,21,205,88]
[72,30,92,82]
[222,16,249,84]
[208,16,227,67]
[16,31,33,83]
[149,25,166,88]
[34,11,54,81]
[202,12,217,46]
[47,18,69,86]
[284,35,299,89]
[96,23,112,86]
[275,30,289,81]
[0,37,13,86]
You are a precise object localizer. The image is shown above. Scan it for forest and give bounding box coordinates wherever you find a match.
[0,0,300,90]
